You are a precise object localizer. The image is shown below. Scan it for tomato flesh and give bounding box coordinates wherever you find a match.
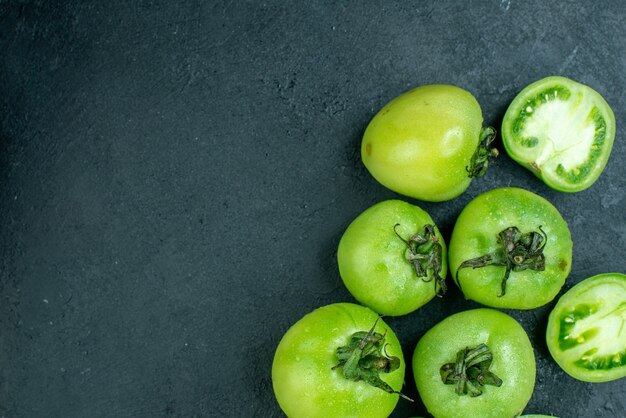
[547,273,626,382]
[502,76,615,192]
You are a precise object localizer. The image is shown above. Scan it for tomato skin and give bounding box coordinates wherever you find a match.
[337,200,447,316]
[520,415,558,418]
[502,76,616,192]
[546,273,626,383]
[272,303,405,418]
[413,309,536,418]
[448,187,572,309]
[361,84,486,202]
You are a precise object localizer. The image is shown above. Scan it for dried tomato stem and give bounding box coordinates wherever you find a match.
[332,319,414,402]
[467,126,498,178]
[440,343,503,397]
[394,224,446,296]
[455,226,547,297]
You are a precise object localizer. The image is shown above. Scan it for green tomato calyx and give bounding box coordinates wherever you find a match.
[332,318,413,402]
[467,127,498,178]
[456,226,547,297]
[440,343,503,397]
[394,223,447,297]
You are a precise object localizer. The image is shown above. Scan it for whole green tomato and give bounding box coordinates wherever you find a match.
[272,303,407,418]
[337,200,447,316]
[546,272,626,382]
[361,84,497,202]
[448,187,572,309]
[413,309,536,418]
[520,415,558,418]
[502,76,615,192]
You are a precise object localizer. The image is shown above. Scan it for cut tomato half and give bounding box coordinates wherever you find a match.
[546,273,626,382]
[502,76,615,192]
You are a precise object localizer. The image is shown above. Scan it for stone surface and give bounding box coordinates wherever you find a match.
[0,1,624,417]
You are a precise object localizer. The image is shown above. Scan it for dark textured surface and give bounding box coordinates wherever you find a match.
[0,1,624,417]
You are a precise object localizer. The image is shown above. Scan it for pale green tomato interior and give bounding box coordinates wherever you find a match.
[558,281,626,361]
[521,93,597,172]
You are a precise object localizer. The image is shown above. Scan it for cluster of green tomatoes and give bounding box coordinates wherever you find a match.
[272,76,624,418]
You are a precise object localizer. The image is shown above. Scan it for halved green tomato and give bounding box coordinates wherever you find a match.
[502,76,615,192]
[546,273,626,382]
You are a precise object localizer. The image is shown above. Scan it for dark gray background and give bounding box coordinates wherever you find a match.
[0,1,624,417]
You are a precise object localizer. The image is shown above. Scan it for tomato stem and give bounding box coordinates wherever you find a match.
[467,126,498,178]
[332,319,414,402]
[394,224,446,297]
[455,226,547,297]
[440,343,503,397]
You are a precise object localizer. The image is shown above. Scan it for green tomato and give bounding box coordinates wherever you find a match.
[337,200,447,316]
[448,187,572,309]
[546,272,626,382]
[272,303,406,418]
[502,76,616,192]
[520,415,558,418]
[413,309,536,418]
[361,84,497,202]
